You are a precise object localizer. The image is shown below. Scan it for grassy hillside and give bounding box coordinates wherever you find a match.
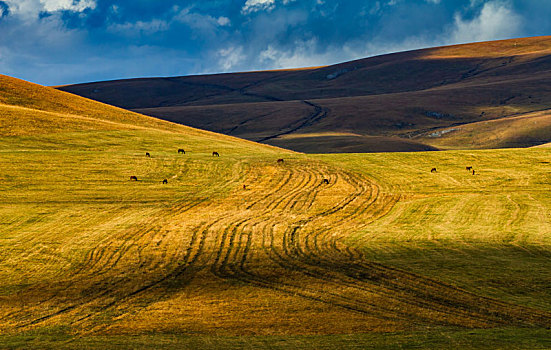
[58,36,551,153]
[2,75,551,348]
[416,109,551,149]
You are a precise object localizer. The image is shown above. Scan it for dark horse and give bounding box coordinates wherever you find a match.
[431,168,437,173]
[212,151,220,157]
[322,179,330,184]
[277,158,284,163]
[178,149,185,154]
[130,176,138,181]
[145,152,151,157]
[466,166,473,171]
[162,179,168,184]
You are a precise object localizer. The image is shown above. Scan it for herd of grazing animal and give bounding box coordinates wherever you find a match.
[134,150,483,186]
[131,149,192,183]
[129,154,333,190]
[430,166,477,175]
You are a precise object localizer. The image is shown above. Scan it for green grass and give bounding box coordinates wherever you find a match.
[1,328,550,349]
[318,149,551,312]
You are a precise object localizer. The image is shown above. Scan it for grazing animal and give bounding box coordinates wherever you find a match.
[243,184,247,190]
[130,176,138,181]
[472,169,475,175]
[145,152,151,157]
[212,151,220,157]
[277,158,284,163]
[178,149,185,154]
[322,179,330,184]
[466,166,473,171]
[162,179,168,184]
[431,168,437,173]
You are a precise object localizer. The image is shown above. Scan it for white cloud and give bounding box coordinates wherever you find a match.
[241,0,296,14]
[108,19,169,35]
[242,0,275,14]
[175,8,232,33]
[3,0,96,19]
[217,16,231,26]
[217,46,245,71]
[450,1,522,44]
[108,9,230,37]
[42,0,95,12]
[258,39,352,70]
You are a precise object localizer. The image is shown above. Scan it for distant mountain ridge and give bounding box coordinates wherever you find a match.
[57,36,551,153]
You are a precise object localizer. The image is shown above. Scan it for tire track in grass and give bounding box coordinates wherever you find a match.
[296,173,550,327]
[287,177,547,327]
[56,159,294,332]
[11,157,248,329]
[207,166,430,322]
[11,157,551,332]
[205,162,551,328]
[226,170,438,322]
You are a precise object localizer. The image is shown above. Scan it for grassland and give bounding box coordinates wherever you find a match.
[59,36,551,153]
[1,75,551,348]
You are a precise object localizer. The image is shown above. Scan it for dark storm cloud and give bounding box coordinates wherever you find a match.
[0,0,549,85]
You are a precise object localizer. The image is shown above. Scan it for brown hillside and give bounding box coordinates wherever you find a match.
[57,36,551,153]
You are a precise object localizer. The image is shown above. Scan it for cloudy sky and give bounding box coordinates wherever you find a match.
[0,0,549,85]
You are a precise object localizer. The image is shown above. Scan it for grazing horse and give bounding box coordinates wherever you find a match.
[322,179,330,184]
[212,151,220,157]
[431,168,437,173]
[277,158,284,163]
[130,176,138,181]
[145,152,151,157]
[178,149,185,154]
[466,166,473,171]
[162,179,168,184]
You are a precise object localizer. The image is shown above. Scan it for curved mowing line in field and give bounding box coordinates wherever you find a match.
[203,163,551,329]
[7,159,251,329]
[6,158,551,333]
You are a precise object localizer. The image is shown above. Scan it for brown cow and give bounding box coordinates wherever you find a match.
[130,176,138,181]
[212,151,220,157]
[322,179,330,184]
[277,158,284,163]
[145,152,151,157]
[431,168,437,173]
[178,149,185,154]
[162,179,168,184]
[466,166,473,171]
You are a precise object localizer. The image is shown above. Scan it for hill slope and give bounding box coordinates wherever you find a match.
[2,75,551,348]
[58,36,551,153]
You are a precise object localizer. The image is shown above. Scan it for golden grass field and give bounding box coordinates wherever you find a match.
[1,74,551,348]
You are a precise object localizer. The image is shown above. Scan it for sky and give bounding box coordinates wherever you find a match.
[0,0,550,86]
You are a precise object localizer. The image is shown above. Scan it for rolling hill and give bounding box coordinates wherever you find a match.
[57,36,551,153]
[1,74,551,348]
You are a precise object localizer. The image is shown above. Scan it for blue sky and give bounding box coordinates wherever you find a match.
[0,0,549,85]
